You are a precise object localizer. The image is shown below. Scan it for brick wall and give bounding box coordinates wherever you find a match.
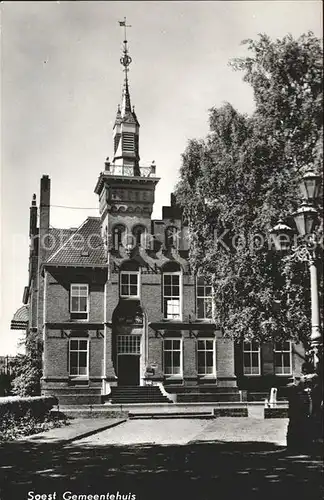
[45,269,105,323]
[216,339,237,387]
[236,340,306,391]
[43,328,104,381]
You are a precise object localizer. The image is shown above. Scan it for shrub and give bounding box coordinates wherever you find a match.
[0,396,67,442]
[0,395,58,422]
[10,333,42,396]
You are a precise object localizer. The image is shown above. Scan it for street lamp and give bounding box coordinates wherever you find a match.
[270,169,322,370]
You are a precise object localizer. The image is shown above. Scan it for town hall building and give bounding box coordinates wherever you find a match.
[11,27,304,405]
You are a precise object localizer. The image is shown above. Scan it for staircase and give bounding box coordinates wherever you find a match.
[104,385,173,404]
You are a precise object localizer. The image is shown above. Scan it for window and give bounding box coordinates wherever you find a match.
[117,335,141,354]
[196,277,213,320]
[274,341,292,375]
[197,339,215,376]
[243,341,261,375]
[163,338,182,376]
[113,224,126,250]
[70,284,89,320]
[165,226,178,248]
[69,338,89,377]
[132,225,146,246]
[120,271,139,297]
[163,273,181,319]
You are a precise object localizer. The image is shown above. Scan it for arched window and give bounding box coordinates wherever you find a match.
[113,224,126,250]
[162,262,182,320]
[132,225,146,247]
[165,226,178,248]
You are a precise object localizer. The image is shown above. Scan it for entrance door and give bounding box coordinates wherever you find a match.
[118,355,140,386]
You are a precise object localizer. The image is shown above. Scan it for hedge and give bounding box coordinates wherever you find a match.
[0,396,58,423]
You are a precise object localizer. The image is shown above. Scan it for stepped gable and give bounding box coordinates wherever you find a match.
[46,217,106,266]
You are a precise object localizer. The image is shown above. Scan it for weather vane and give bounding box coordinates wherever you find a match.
[119,17,132,72]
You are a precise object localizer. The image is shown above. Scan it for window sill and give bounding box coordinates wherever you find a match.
[68,377,89,386]
[198,375,217,379]
[243,373,261,377]
[275,373,293,377]
[162,318,183,322]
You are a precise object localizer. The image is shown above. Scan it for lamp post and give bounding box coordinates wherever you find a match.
[270,169,322,371]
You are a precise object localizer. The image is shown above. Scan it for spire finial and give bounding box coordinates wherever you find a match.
[119,17,133,115]
[119,17,132,77]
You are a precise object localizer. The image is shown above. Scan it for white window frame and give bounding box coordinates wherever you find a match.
[163,337,183,377]
[243,341,261,376]
[120,271,140,298]
[196,277,213,320]
[197,338,216,377]
[117,334,141,355]
[70,284,89,318]
[163,272,182,320]
[274,340,292,376]
[69,338,89,378]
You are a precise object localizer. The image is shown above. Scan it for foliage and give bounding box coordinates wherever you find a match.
[0,396,61,442]
[10,331,43,396]
[176,32,323,345]
[0,407,67,442]
[0,395,58,420]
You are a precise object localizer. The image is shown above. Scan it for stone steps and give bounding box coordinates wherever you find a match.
[105,385,173,404]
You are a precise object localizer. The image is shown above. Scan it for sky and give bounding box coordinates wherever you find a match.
[0,1,322,356]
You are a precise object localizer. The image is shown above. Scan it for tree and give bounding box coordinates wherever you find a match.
[175,32,323,346]
[10,331,42,396]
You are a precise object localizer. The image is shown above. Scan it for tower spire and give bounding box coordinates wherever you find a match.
[119,17,133,115]
[112,18,140,175]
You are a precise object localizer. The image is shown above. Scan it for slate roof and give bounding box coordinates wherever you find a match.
[46,217,106,266]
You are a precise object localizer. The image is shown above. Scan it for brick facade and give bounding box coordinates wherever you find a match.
[13,36,306,405]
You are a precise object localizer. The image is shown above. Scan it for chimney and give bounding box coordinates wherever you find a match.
[39,175,51,261]
[29,193,37,238]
